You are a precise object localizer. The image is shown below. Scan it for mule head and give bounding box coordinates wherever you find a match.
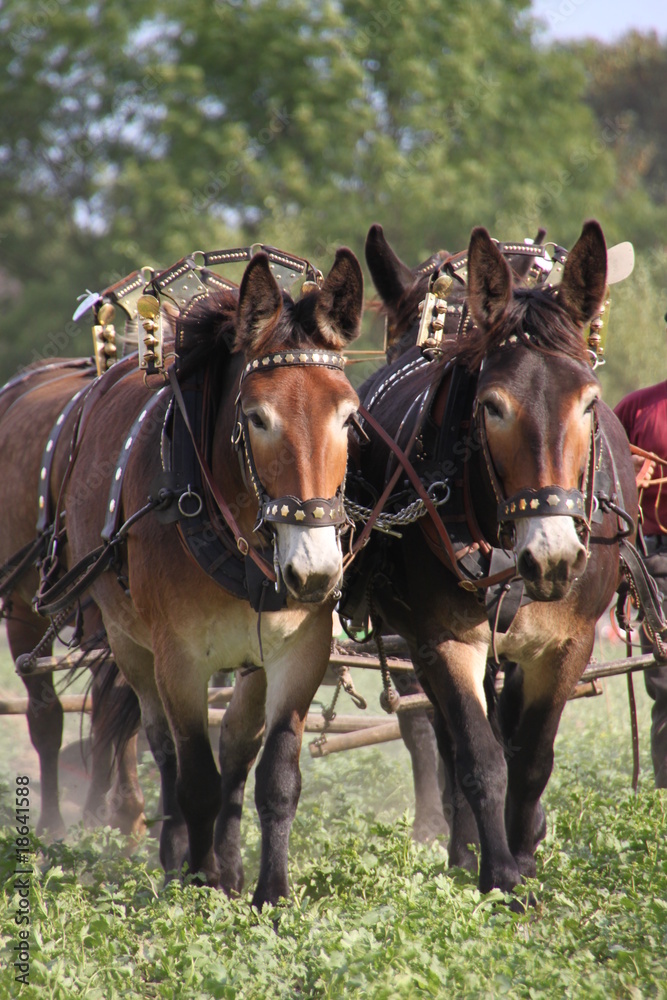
[469,222,607,601]
[234,250,363,603]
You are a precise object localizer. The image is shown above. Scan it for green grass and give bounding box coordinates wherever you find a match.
[0,632,666,999]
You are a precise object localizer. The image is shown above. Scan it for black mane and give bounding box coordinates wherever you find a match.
[388,273,591,373]
[176,286,326,381]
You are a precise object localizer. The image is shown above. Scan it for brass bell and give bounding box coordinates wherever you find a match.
[432,274,453,297]
[137,294,161,320]
[301,280,320,296]
[97,302,115,326]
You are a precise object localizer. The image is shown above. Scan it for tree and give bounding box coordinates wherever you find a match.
[0,0,663,384]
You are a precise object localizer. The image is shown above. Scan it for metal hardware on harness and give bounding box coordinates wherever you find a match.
[241,349,346,378]
[203,244,323,292]
[235,349,350,533]
[177,486,203,518]
[416,273,454,354]
[101,387,171,542]
[310,663,369,752]
[345,480,451,537]
[92,301,118,376]
[137,294,165,375]
[259,494,347,528]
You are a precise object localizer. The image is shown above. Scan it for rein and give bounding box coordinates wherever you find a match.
[351,402,517,591]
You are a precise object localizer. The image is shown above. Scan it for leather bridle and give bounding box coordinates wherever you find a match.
[232,349,350,534]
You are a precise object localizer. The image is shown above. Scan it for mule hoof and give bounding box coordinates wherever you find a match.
[448,845,478,875]
[412,814,450,843]
[36,817,66,842]
[514,851,537,878]
[217,857,244,898]
[479,861,522,895]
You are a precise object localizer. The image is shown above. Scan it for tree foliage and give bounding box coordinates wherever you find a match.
[0,0,665,387]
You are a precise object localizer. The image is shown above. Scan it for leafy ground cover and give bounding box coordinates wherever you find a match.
[0,634,666,999]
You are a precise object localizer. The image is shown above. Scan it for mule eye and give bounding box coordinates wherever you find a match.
[584,397,598,414]
[483,399,504,420]
[248,412,266,430]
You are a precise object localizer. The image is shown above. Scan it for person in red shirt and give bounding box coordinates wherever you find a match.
[615,352,667,789]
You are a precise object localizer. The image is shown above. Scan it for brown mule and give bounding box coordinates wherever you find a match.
[0,359,145,838]
[62,249,363,907]
[350,221,637,900]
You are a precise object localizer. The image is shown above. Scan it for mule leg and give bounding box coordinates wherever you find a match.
[106,734,145,838]
[149,634,222,886]
[497,662,546,850]
[7,599,65,837]
[84,664,144,836]
[504,635,593,876]
[109,633,190,877]
[428,703,478,869]
[214,668,267,895]
[504,697,561,877]
[417,639,522,894]
[252,609,332,909]
[393,669,449,842]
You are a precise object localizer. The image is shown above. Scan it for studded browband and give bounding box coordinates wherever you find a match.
[236,348,349,528]
[241,349,346,377]
[498,486,587,521]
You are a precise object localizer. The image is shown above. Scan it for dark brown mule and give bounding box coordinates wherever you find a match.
[62,250,363,907]
[0,359,145,837]
[349,221,637,899]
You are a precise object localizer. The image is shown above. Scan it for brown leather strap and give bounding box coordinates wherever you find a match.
[355,403,515,590]
[168,366,276,582]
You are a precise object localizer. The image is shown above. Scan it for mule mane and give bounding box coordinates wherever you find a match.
[447,287,592,372]
[389,273,591,373]
[176,287,328,380]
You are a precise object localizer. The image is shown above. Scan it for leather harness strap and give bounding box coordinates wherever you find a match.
[167,366,277,582]
[355,403,516,591]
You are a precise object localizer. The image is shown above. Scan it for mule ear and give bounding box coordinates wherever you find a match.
[365,223,414,310]
[558,220,607,328]
[467,226,513,330]
[315,247,364,348]
[235,252,283,355]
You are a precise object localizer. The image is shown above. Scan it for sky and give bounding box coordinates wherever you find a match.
[532,0,667,42]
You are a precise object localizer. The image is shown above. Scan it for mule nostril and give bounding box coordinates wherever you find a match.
[518,549,539,582]
[284,563,304,594]
[572,546,587,576]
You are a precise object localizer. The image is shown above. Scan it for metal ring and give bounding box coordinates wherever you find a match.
[178,486,203,518]
[427,480,451,507]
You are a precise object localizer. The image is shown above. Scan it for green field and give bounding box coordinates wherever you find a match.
[0,630,665,999]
